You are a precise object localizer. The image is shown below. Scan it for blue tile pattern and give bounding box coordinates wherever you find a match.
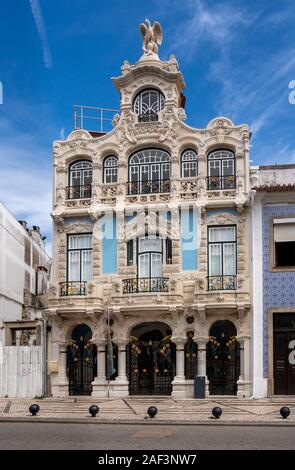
[262,204,295,377]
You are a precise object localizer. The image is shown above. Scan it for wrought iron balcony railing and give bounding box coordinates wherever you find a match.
[207,175,236,190]
[67,185,92,199]
[122,277,169,294]
[138,112,158,123]
[127,179,171,195]
[60,281,87,296]
[208,275,237,291]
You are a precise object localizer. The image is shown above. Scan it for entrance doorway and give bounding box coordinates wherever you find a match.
[273,313,295,395]
[66,324,97,395]
[127,322,176,395]
[207,320,240,395]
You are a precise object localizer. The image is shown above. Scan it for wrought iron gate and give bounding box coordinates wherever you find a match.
[66,340,97,395]
[206,332,240,395]
[127,335,176,395]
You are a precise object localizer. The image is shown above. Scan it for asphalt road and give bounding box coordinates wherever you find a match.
[0,422,294,450]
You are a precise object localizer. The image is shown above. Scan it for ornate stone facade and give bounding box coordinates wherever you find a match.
[48,22,253,398]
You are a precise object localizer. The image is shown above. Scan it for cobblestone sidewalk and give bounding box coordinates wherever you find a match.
[1,397,295,425]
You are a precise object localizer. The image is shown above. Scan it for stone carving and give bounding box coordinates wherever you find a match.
[176,107,186,121]
[121,60,131,75]
[112,113,120,127]
[168,54,178,72]
[140,19,162,55]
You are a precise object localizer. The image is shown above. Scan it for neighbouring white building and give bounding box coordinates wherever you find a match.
[0,202,51,397]
[251,164,295,397]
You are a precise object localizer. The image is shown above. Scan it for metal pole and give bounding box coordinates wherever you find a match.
[100,108,103,133]
[107,306,110,398]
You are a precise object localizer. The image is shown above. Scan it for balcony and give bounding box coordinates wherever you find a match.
[207,175,236,190]
[122,277,169,294]
[60,281,87,296]
[127,179,170,195]
[208,275,237,291]
[67,185,91,200]
[138,112,158,123]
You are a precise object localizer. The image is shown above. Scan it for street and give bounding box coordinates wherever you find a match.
[0,422,294,450]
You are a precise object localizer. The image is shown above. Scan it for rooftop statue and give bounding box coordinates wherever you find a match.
[140,19,162,55]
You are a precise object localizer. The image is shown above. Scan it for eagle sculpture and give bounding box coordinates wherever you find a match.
[140,19,163,55]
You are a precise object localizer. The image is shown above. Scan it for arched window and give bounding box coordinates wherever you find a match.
[68,160,92,199]
[133,89,165,122]
[207,149,235,190]
[103,156,118,183]
[181,149,197,178]
[128,149,170,194]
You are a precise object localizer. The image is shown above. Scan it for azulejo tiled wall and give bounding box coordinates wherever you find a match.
[263,204,295,377]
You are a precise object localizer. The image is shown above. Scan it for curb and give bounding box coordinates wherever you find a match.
[0,417,295,426]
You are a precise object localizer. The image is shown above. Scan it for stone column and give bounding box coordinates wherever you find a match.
[237,336,251,397]
[50,341,68,397]
[195,338,207,398]
[58,342,67,379]
[171,337,186,399]
[239,339,245,381]
[111,339,129,398]
[116,340,128,381]
[92,340,108,398]
[197,339,207,377]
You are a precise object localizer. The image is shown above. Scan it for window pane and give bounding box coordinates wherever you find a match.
[209,161,221,176]
[223,243,236,275]
[81,250,92,281]
[138,253,149,277]
[222,159,234,176]
[209,227,235,242]
[139,237,162,252]
[151,253,162,277]
[209,244,222,275]
[68,251,80,281]
[68,234,92,249]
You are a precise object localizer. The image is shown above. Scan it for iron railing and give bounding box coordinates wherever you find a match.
[127,179,171,195]
[73,105,119,133]
[122,277,169,294]
[208,275,237,291]
[138,112,158,123]
[60,281,87,296]
[67,185,92,199]
[207,175,236,190]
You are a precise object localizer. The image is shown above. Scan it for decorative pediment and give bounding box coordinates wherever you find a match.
[66,130,93,141]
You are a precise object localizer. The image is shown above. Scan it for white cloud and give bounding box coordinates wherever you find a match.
[29,0,52,68]
[169,0,255,58]
[0,99,53,254]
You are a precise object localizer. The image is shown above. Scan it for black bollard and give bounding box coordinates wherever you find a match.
[280,407,290,419]
[89,405,99,417]
[29,404,40,416]
[212,406,222,419]
[147,406,158,418]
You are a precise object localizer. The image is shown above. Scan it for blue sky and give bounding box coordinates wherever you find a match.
[0,0,295,252]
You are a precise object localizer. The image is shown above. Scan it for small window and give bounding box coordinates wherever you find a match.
[181,150,197,178]
[274,219,295,268]
[103,156,118,183]
[68,160,92,199]
[127,240,134,266]
[166,238,173,264]
[207,149,235,190]
[133,89,165,122]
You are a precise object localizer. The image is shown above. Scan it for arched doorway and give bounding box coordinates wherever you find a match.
[127,322,176,395]
[66,323,97,395]
[206,320,240,395]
